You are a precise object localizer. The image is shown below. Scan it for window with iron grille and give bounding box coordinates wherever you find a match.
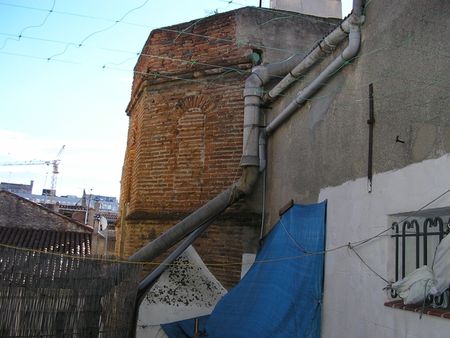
[390,208,450,308]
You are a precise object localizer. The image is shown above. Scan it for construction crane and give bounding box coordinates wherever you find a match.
[0,145,66,194]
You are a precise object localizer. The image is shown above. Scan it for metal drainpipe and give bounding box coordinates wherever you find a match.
[128,169,257,263]
[136,218,214,301]
[128,0,364,264]
[128,55,308,264]
[129,4,364,336]
[266,2,363,135]
[267,13,357,101]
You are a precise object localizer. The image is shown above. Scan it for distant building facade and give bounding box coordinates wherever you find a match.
[0,180,33,194]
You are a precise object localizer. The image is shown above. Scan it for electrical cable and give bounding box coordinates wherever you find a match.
[1,186,448,272]
[0,0,447,91]
[0,0,56,51]
[0,0,449,281]
[0,49,79,64]
[2,44,448,114]
[348,243,390,284]
[0,1,114,22]
[1,36,448,105]
[0,0,447,63]
[47,0,151,61]
[279,218,310,254]
[351,188,450,249]
[0,0,323,56]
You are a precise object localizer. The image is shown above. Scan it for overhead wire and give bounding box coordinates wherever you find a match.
[0,0,322,56]
[350,188,450,249]
[0,0,56,51]
[1,34,449,123]
[1,5,448,88]
[0,186,448,301]
[46,0,151,61]
[348,244,390,284]
[0,49,80,64]
[274,188,450,284]
[0,0,446,107]
[0,0,449,283]
[1,0,447,64]
[17,0,56,38]
[1,32,449,117]
[0,1,114,22]
[0,1,442,73]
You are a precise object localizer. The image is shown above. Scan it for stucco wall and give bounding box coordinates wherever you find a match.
[257,0,450,336]
[236,8,339,62]
[263,0,450,228]
[320,155,450,338]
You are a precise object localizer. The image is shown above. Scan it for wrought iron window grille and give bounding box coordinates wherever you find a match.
[391,214,450,308]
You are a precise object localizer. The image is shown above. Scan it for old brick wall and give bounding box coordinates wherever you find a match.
[117,10,258,287]
[123,9,253,214]
[128,76,247,215]
[120,214,259,289]
[0,191,92,233]
[116,7,339,287]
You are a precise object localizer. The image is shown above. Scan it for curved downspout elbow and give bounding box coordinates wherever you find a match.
[128,165,259,263]
[240,53,304,167]
[129,59,285,263]
[266,0,364,102]
[266,23,362,136]
[235,166,260,196]
[128,23,335,264]
[342,26,361,61]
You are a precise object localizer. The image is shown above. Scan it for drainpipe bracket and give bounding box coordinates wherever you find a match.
[240,155,260,167]
[348,13,365,26]
[251,65,270,84]
[320,40,336,54]
[262,93,274,103]
[244,87,264,97]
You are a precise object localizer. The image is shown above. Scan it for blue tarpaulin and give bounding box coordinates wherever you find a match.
[162,316,209,338]
[205,202,327,338]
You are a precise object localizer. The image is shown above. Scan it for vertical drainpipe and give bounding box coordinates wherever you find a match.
[240,73,264,167]
[129,0,364,264]
[128,55,306,264]
[129,3,364,335]
[241,53,308,168]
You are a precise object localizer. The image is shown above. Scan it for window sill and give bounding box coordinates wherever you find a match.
[384,300,450,319]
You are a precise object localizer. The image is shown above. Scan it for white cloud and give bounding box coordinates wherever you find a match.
[0,129,125,198]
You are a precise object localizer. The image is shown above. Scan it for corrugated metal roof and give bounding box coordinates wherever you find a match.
[0,226,91,256]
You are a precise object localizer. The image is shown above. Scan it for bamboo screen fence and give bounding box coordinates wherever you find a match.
[0,245,142,337]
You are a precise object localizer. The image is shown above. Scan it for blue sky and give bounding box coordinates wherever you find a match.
[0,0,352,198]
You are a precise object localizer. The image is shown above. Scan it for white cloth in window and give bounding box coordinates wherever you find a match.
[433,233,450,295]
[391,266,436,304]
